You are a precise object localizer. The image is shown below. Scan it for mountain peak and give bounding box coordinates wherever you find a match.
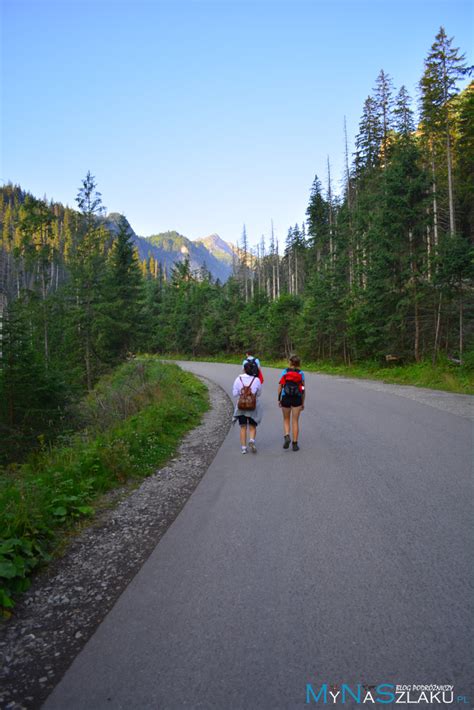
[196,234,235,262]
[102,219,234,282]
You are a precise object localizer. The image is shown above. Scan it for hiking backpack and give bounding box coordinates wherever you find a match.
[283,370,302,397]
[245,357,260,377]
[238,377,257,410]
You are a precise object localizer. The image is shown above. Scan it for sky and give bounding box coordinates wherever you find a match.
[1,0,472,248]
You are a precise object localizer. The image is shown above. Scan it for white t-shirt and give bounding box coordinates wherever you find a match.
[232,374,262,398]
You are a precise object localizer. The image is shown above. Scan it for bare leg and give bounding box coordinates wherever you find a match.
[291,406,302,442]
[282,407,291,436]
[249,424,256,441]
[240,425,247,447]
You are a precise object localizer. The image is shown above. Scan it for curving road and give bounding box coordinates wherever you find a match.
[43,363,473,709]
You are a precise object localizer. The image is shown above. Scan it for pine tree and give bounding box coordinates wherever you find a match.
[374,69,394,163]
[393,85,415,136]
[70,172,108,389]
[355,96,382,172]
[0,298,68,463]
[101,215,146,362]
[419,27,468,235]
[306,175,329,272]
[454,82,474,240]
[17,196,56,364]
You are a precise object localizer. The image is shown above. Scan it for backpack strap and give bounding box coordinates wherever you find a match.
[240,376,256,385]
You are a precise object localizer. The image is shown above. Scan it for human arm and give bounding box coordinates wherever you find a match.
[278,370,287,406]
[232,377,242,398]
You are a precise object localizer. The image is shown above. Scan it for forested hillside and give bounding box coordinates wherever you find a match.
[0,27,472,466]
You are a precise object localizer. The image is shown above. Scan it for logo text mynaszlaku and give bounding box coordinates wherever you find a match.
[305,683,469,704]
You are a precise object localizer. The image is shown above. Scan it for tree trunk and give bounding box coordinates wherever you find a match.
[244,258,248,303]
[409,229,420,362]
[85,333,92,391]
[414,291,420,362]
[0,293,6,361]
[431,150,439,248]
[295,251,298,295]
[361,243,367,289]
[344,117,355,290]
[276,241,280,298]
[44,312,49,367]
[327,157,334,263]
[446,130,455,235]
[432,292,442,365]
[426,222,432,280]
[41,269,49,365]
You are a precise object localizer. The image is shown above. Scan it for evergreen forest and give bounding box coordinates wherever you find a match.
[1,28,473,466]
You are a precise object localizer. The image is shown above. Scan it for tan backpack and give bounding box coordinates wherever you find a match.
[237,377,257,411]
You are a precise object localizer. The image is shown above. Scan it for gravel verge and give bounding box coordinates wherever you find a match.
[0,377,232,710]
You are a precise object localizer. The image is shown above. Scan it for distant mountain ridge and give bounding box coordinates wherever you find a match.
[104,215,235,282]
[195,234,235,266]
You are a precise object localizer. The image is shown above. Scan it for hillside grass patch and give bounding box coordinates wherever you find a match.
[0,358,208,613]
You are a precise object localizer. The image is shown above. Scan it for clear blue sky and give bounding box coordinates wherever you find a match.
[1,0,472,248]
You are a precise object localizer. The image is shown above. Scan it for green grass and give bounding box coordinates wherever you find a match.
[164,353,474,395]
[0,357,208,613]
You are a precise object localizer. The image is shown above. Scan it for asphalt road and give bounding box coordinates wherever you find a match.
[43,363,473,709]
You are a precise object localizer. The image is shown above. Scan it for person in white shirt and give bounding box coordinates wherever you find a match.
[232,360,263,454]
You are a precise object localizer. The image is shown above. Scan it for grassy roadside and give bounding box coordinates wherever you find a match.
[164,353,474,395]
[0,358,209,613]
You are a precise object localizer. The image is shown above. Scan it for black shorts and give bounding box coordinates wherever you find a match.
[238,415,258,427]
[280,395,303,408]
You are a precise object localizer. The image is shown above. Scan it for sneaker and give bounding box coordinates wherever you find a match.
[241,446,247,454]
[283,435,291,449]
[249,440,257,454]
[292,442,300,451]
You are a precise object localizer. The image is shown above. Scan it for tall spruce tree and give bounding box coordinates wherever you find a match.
[306,175,329,271]
[101,215,145,362]
[355,96,382,172]
[374,69,394,163]
[419,27,468,235]
[393,85,415,136]
[70,172,108,389]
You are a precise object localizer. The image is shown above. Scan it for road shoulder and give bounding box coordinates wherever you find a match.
[0,377,232,710]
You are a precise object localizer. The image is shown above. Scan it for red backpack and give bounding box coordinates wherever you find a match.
[283,369,302,397]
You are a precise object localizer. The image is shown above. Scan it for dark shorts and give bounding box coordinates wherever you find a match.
[281,395,303,408]
[238,415,258,427]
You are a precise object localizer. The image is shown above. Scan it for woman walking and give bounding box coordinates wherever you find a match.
[278,354,305,451]
[232,360,262,454]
